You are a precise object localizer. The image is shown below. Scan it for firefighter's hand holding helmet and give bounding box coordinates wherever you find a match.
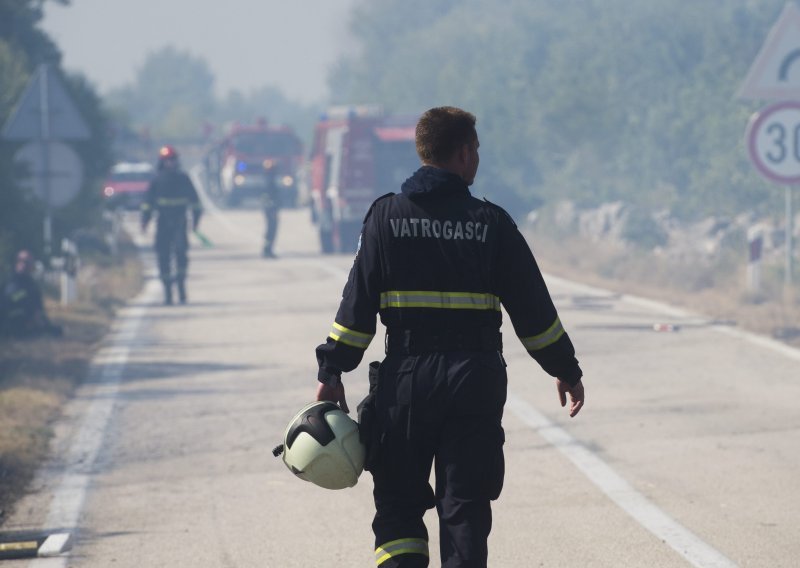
[316,375,349,413]
[275,400,365,490]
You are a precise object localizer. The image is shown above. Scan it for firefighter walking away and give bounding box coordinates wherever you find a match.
[261,160,281,258]
[141,146,203,305]
[314,106,585,567]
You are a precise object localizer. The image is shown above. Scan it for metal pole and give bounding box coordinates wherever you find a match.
[39,65,52,258]
[787,186,795,293]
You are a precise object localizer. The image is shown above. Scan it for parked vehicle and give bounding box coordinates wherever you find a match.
[308,106,419,253]
[203,119,303,207]
[102,161,155,210]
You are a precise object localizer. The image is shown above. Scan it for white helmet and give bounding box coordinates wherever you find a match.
[278,401,365,490]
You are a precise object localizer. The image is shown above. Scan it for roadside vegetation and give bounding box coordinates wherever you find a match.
[528,222,800,349]
[0,238,143,521]
[1,0,115,278]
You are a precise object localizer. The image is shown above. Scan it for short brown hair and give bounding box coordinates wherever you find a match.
[415,106,477,164]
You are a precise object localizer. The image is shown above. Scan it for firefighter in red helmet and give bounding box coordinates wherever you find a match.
[141,146,203,305]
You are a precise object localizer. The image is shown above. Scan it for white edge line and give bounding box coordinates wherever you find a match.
[507,394,737,568]
[26,278,160,567]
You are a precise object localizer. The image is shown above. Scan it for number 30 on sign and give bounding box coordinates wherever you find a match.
[746,101,800,185]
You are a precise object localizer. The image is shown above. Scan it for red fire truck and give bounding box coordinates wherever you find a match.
[203,119,303,207]
[308,106,419,253]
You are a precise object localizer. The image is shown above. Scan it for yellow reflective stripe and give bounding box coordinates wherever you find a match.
[380,291,500,311]
[375,538,429,565]
[329,322,374,349]
[140,203,151,211]
[0,540,38,552]
[520,317,565,351]
[156,197,191,206]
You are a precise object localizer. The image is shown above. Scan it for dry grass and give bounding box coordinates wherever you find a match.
[528,229,800,348]
[0,241,143,521]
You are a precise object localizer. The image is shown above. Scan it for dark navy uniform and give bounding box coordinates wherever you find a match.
[0,272,60,337]
[141,168,202,303]
[316,165,582,567]
[261,166,281,258]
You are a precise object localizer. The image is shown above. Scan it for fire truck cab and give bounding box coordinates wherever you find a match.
[309,105,419,253]
[204,119,303,207]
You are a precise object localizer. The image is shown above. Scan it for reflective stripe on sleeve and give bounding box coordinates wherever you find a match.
[380,290,501,311]
[375,538,429,565]
[329,322,374,349]
[156,197,191,207]
[520,317,565,351]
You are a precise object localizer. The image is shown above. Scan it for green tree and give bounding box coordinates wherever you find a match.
[108,46,216,139]
[1,0,113,273]
[108,46,319,147]
[328,0,788,220]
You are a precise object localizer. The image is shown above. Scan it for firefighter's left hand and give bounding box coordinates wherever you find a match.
[316,381,350,414]
[557,378,584,417]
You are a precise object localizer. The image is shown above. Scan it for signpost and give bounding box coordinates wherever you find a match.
[740,3,800,295]
[746,101,800,184]
[14,141,84,207]
[1,64,90,256]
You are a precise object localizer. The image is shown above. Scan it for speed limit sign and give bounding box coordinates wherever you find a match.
[746,101,800,184]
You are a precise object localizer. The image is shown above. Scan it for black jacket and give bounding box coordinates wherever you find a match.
[141,168,202,232]
[1,272,43,323]
[316,166,582,385]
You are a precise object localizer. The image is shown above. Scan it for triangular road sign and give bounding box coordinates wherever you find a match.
[739,2,800,101]
[1,64,91,141]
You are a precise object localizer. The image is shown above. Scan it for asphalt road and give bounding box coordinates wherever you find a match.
[3,183,800,567]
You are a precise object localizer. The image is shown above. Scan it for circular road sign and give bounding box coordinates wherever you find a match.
[746,100,800,185]
[14,141,84,208]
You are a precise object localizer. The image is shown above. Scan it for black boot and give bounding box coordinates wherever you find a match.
[177,280,187,304]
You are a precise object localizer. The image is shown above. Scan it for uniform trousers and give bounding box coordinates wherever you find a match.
[155,223,189,284]
[371,350,507,568]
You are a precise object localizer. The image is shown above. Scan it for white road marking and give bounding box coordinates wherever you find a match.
[27,279,160,567]
[506,395,737,568]
[37,533,71,557]
[189,166,263,241]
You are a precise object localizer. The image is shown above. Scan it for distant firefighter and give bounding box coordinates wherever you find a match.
[141,146,203,305]
[0,250,63,338]
[261,160,282,258]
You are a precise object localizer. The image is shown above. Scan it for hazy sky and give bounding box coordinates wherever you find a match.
[41,0,358,104]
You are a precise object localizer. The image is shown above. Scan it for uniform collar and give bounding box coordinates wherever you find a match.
[401,166,470,199]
